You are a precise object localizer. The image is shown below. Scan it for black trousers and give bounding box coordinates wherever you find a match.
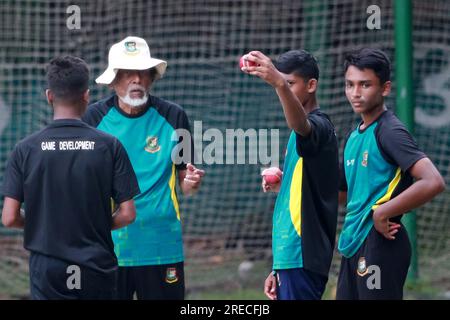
[116,262,185,300]
[336,225,411,300]
[29,252,117,300]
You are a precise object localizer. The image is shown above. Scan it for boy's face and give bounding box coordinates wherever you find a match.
[281,73,316,105]
[345,65,391,115]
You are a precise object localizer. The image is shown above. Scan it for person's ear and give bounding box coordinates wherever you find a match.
[382,81,391,97]
[82,89,90,105]
[307,78,318,93]
[46,89,54,106]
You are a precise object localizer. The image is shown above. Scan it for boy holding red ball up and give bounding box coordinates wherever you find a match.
[242,50,339,300]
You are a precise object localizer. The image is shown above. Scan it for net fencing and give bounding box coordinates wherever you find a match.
[0,0,449,299]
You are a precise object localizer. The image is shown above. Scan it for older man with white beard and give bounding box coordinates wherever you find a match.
[82,36,204,300]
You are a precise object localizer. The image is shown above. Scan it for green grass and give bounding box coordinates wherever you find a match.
[186,278,448,300]
[187,279,337,300]
[404,280,445,299]
[188,288,266,300]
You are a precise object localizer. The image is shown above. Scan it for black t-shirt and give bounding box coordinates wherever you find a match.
[297,109,339,276]
[272,108,339,277]
[2,119,140,274]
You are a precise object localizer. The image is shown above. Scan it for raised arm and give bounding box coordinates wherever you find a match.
[243,51,311,136]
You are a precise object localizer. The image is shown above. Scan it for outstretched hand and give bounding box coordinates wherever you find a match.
[241,51,286,88]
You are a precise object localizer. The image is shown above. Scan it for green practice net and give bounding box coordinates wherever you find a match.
[0,0,449,299]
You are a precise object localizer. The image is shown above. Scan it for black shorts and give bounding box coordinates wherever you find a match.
[29,252,117,300]
[117,262,185,300]
[336,225,411,300]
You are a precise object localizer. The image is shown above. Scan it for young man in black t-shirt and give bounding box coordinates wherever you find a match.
[242,50,339,300]
[1,56,140,299]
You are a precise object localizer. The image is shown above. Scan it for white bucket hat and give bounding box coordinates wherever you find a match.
[96,36,167,84]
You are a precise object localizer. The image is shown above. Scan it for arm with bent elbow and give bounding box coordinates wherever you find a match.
[244,51,312,136]
[373,157,446,239]
[112,199,136,230]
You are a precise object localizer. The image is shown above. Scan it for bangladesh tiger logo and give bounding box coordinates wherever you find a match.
[357,257,369,276]
[145,136,161,153]
[124,41,139,55]
[165,267,178,284]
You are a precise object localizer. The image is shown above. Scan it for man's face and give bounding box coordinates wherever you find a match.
[345,66,391,114]
[281,73,316,106]
[111,69,154,107]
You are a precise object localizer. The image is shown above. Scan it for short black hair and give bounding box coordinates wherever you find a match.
[344,48,391,84]
[274,50,319,81]
[46,55,89,103]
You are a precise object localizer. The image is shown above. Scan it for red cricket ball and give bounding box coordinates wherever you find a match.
[239,54,258,69]
[261,167,282,184]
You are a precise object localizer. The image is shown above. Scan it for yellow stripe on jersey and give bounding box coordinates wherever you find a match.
[289,158,303,237]
[372,167,402,210]
[169,164,181,221]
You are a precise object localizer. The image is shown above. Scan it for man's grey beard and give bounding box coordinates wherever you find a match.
[118,85,149,108]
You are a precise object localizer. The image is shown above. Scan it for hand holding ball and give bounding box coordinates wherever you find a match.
[239,54,258,69]
[261,167,282,184]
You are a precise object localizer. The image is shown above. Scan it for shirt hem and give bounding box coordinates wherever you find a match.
[118,256,184,267]
[338,225,374,258]
[272,262,303,270]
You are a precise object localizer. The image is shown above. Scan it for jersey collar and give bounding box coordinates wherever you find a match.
[357,109,389,134]
[48,118,88,128]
